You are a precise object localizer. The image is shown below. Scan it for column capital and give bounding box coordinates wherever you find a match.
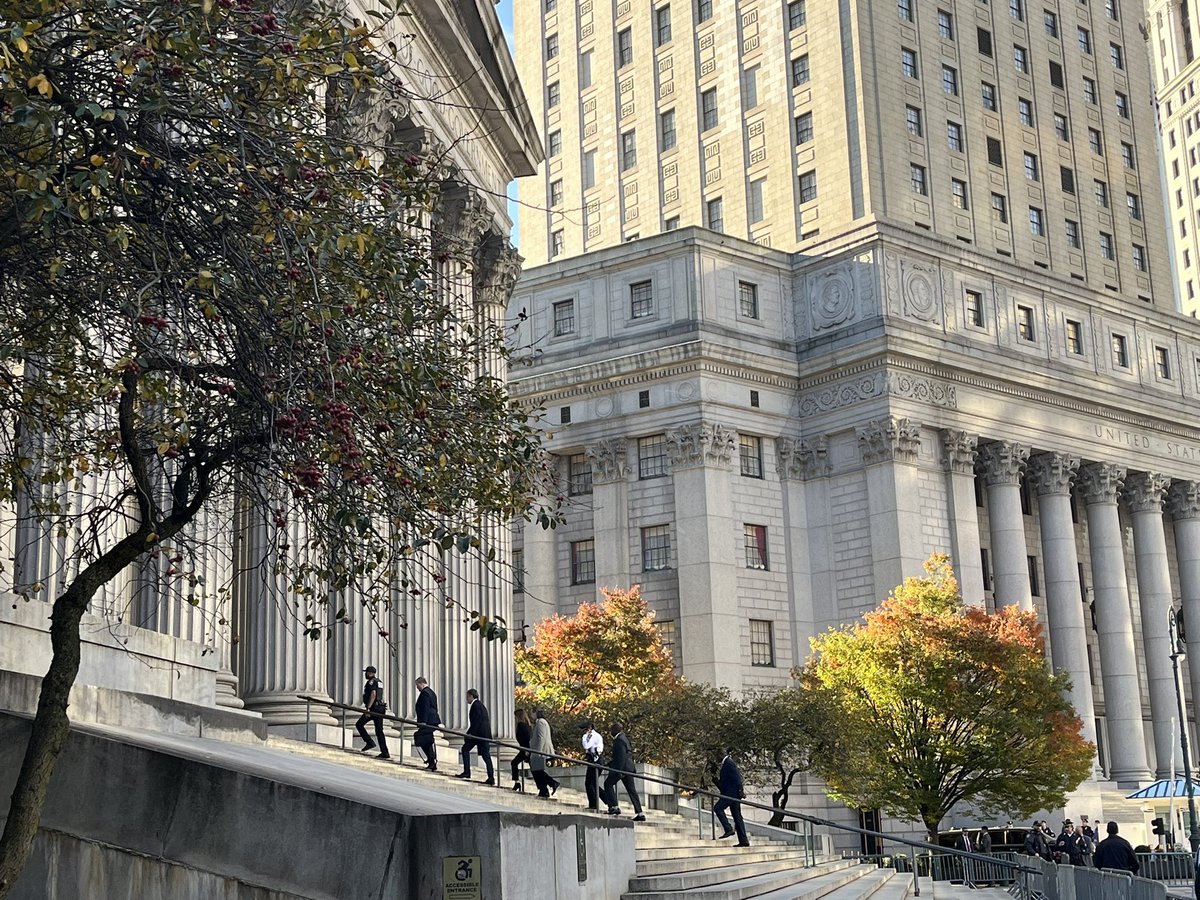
[977,441,1030,486]
[1168,481,1200,520]
[941,430,978,475]
[1124,471,1172,514]
[585,439,630,484]
[668,421,737,471]
[474,241,523,310]
[1027,452,1081,496]
[776,436,831,481]
[436,183,493,251]
[857,416,921,466]
[1078,462,1127,505]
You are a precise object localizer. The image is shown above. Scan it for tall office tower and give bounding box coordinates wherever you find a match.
[1148,0,1200,314]
[516,0,1171,307]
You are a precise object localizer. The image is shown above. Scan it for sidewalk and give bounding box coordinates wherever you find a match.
[922,876,1013,899]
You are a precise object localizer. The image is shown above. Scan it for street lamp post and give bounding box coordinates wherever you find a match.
[1168,606,1200,859]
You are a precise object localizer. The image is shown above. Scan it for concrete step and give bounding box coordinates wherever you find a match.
[626,857,856,895]
[636,843,805,862]
[746,865,896,900]
[635,847,812,877]
[818,868,898,899]
[622,860,861,900]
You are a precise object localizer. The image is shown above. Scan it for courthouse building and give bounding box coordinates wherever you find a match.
[508,0,1200,801]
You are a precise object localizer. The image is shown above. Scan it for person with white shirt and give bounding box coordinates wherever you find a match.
[581,722,604,812]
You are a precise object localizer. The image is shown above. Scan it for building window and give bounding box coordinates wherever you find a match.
[1044,11,1058,35]
[911,164,927,195]
[739,435,763,477]
[902,48,918,79]
[551,230,565,258]
[991,193,1008,223]
[1088,129,1102,155]
[938,9,954,38]
[656,619,677,657]
[630,280,653,318]
[792,54,811,86]
[748,179,765,224]
[582,150,596,190]
[1018,97,1033,125]
[568,453,592,495]
[1155,346,1172,379]
[1061,166,1075,194]
[548,82,560,108]
[580,50,593,88]
[899,0,914,20]
[1105,0,1119,19]
[1083,77,1098,104]
[1066,319,1083,355]
[513,548,524,593]
[1065,219,1080,248]
[638,434,669,478]
[1132,244,1147,272]
[1013,45,1028,73]
[641,525,671,571]
[987,137,1003,166]
[1049,60,1064,88]
[965,289,984,326]
[659,109,676,151]
[1028,556,1040,596]
[570,540,596,585]
[744,525,769,570]
[1078,27,1092,53]
[1024,152,1039,181]
[907,106,923,136]
[1054,114,1069,140]
[665,216,679,231]
[1121,142,1135,169]
[982,82,997,110]
[546,33,559,59]
[979,26,994,55]
[750,619,775,666]
[1094,180,1108,208]
[655,5,672,46]
[697,0,712,21]
[1099,232,1114,259]
[947,120,963,151]
[952,178,969,209]
[1110,43,1124,68]
[799,170,818,203]
[1111,333,1129,368]
[617,28,633,67]
[943,65,959,95]
[550,179,564,207]
[638,390,650,408]
[701,88,719,131]
[706,197,724,232]
[553,299,575,336]
[738,281,759,318]
[621,130,637,170]
[795,111,813,144]
[545,0,556,11]
[1010,0,1023,20]
[1126,192,1141,220]
[789,0,807,29]
[1017,304,1036,341]
[1115,93,1129,119]
[548,130,562,157]
[743,65,759,108]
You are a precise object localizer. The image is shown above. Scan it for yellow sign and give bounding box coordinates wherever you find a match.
[442,856,482,900]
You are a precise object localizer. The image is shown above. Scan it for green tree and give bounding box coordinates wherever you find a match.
[802,555,1093,841]
[0,0,554,890]
[735,687,826,826]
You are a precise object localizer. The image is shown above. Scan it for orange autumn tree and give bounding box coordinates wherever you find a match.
[803,555,1093,842]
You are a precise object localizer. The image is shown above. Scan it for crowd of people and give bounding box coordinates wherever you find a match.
[1018,817,1140,873]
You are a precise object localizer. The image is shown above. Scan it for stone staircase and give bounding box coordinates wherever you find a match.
[268,735,918,899]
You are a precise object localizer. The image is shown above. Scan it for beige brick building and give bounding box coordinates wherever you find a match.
[517,0,1172,307]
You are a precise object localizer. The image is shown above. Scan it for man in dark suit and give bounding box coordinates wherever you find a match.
[714,749,749,847]
[601,723,645,821]
[455,687,495,785]
[413,676,440,771]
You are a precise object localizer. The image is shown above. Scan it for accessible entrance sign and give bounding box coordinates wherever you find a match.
[442,856,482,900]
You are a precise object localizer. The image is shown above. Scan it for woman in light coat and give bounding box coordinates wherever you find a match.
[530,709,560,798]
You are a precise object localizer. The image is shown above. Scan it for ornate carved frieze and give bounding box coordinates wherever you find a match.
[977,441,1030,486]
[941,430,978,476]
[667,422,737,470]
[809,267,857,332]
[1168,481,1200,520]
[901,258,941,324]
[438,184,494,251]
[1123,471,1172,514]
[1026,452,1081,496]
[776,436,831,481]
[585,439,630,484]
[474,241,523,310]
[857,417,921,466]
[798,370,956,417]
[1078,462,1126,506]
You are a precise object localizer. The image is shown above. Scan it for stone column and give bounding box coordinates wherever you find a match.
[1170,481,1200,737]
[978,441,1033,611]
[669,422,742,688]
[520,479,560,630]
[1126,472,1182,778]
[1079,462,1151,785]
[1027,452,1098,771]
[586,439,631,591]
[942,431,985,605]
[777,437,829,663]
[856,417,926,595]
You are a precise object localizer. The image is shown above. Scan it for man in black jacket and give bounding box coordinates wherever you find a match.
[714,749,749,847]
[1093,821,1139,873]
[455,688,495,785]
[601,723,645,821]
[355,666,390,759]
[413,676,439,771]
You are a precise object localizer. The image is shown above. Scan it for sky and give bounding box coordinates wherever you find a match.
[496,1,520,239]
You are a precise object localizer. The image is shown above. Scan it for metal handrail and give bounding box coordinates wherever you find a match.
[298,694,1044,897]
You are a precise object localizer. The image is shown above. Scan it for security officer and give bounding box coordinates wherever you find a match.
[356,665,390,759]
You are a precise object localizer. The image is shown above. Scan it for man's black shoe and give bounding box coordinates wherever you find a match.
[718,830,736,839]
[454,772,471,779]
[736,841,751,848]
[484,778,496,786]
[551,783,559,797]
[633,814,646,822]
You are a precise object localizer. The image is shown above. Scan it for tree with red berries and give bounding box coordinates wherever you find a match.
[0,0,554,891]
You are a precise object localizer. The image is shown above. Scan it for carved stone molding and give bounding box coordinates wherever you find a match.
[901,259,940,323]
[1123,471,1172,514]
[667,422,737,471]
[585,439,630,485]
[437,184,494,251]
[777,436,831,481]
[1168,481,1200,520]
[977,441,1030,486]
[810,267,857,332]
[475,242,523,310]
[1078,462,1126,506]
[798,370,956,417]
[1027,452,1081,497]
[941,430,978,476]
[857,417,921,466]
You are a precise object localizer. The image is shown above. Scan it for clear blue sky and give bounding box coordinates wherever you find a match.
[496,1,520,240]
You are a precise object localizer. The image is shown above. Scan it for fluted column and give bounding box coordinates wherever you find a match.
[777,436,829,663]
[1028,452,1097,772]
[1127,472,1182,778]
[1080,462,1151,785]
[587,439,631,591]
[942,431,985,605]
[856,417,926,595]
[521,473,561,629]
[669,422,741,688]
[1170,481,1200,741]
[978,442,1032,610]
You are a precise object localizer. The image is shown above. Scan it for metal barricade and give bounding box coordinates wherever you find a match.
[1101,869,1133,900]
[1075,866,1104,897]
[1056,863,1078,900]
